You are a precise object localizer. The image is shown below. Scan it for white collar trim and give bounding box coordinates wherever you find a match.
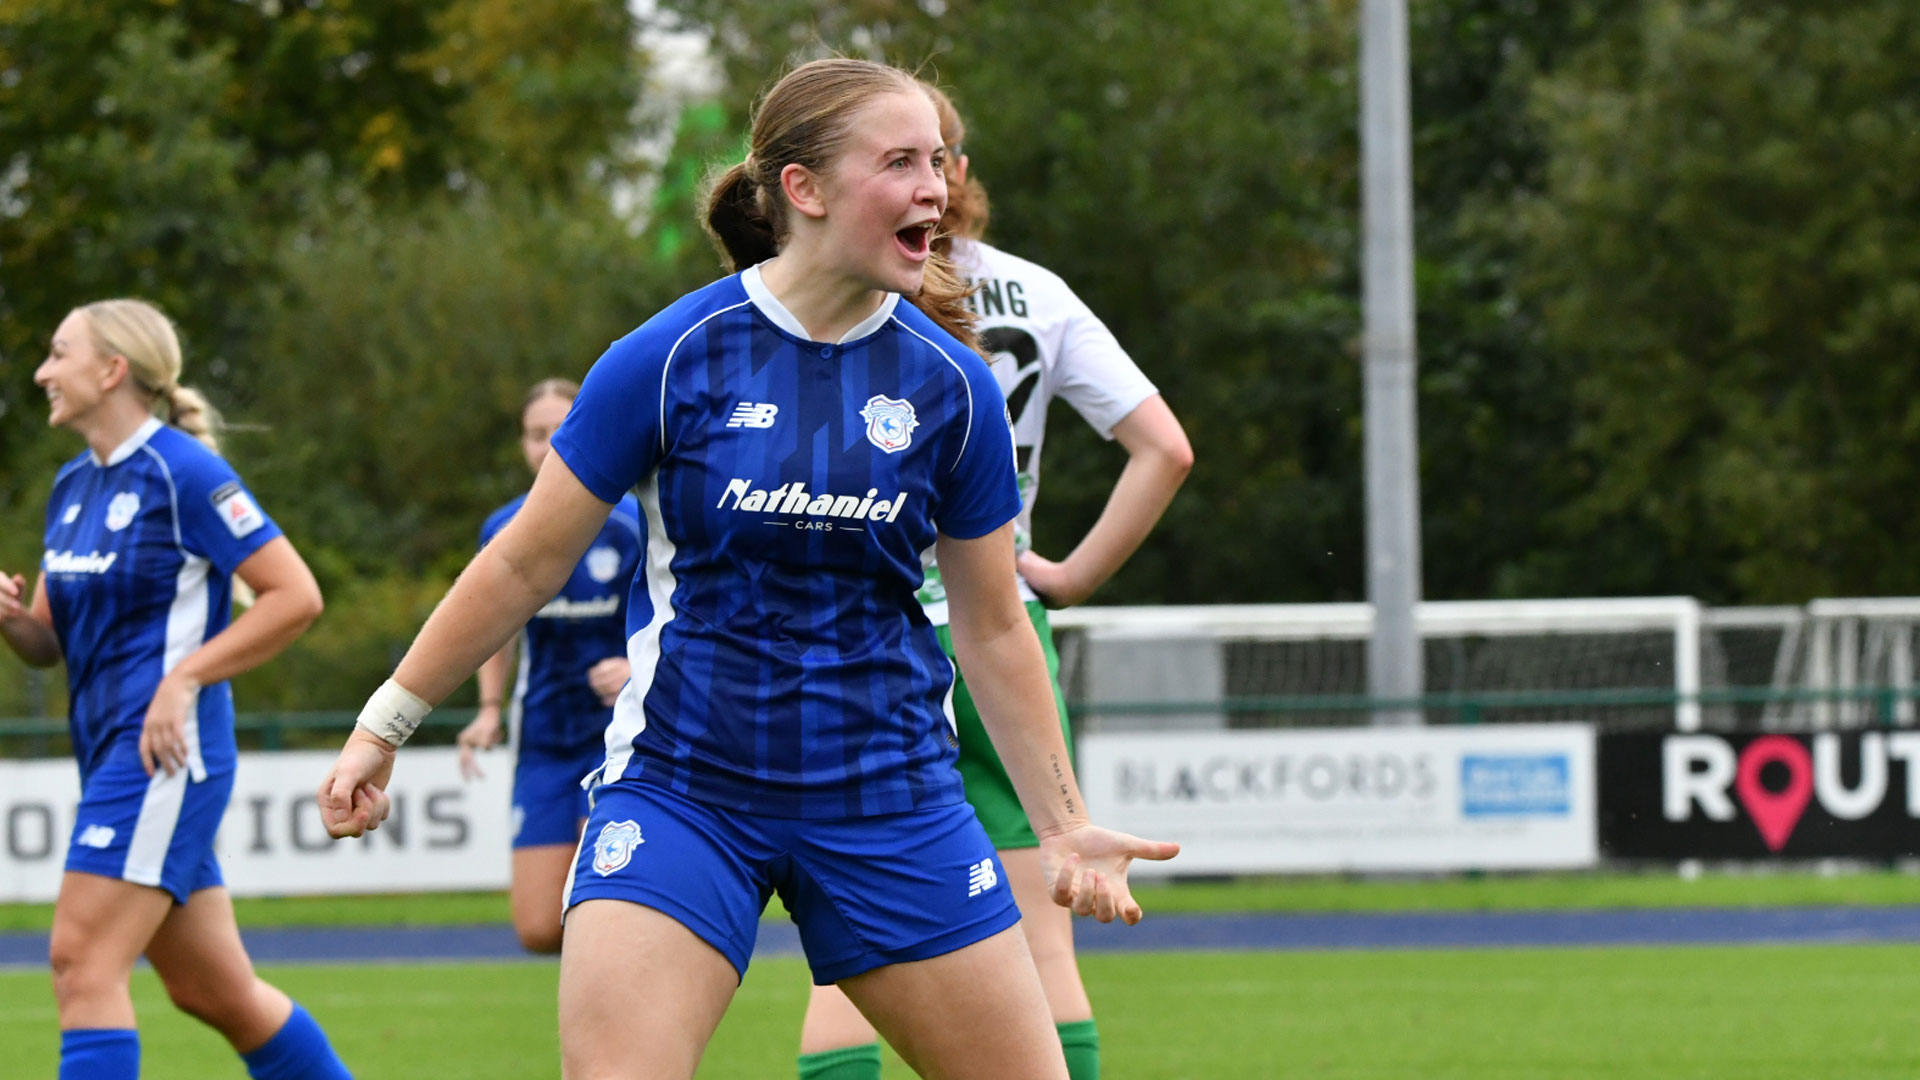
[96,416,164,467]
[742,264,900,344]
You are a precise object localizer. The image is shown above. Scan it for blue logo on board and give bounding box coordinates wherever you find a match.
[1461,754,1571,817]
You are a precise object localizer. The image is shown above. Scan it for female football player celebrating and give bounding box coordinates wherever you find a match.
[456,377,641,953]
[796,82,1194,1080]
[1,299,350,1079]
[317,58,1176,1080]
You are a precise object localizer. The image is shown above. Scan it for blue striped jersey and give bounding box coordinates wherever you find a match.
[550,267,1021,818]
[41,418,283,782]
[481,492,641,751]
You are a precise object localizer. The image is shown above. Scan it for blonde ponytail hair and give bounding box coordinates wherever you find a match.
[78,298,224,453]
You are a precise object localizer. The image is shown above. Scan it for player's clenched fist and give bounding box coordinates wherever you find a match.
[316,728,398,838]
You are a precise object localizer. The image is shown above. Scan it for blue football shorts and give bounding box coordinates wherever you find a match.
[64,736,233,904]
[563,779,1023,984]
[512,740,601,849]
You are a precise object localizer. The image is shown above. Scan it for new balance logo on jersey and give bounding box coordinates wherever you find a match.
[717,478,907,526]
[967,857,999,897]
[44,549,118,575]
[534,595,620,620]
[726,402,779,429]
[76,825,116,849]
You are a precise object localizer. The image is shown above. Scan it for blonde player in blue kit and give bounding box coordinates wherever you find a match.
[0,300,352,1080]
[456,377,641,953]
[796,83,1195,1080]
[317,59,1178,1080]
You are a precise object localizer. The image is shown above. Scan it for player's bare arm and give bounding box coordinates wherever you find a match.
[937,523,1180,922]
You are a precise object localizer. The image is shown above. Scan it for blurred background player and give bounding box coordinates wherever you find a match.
[797,82,1194,1080]
[455,377,641,953]
[0,299,350,1080]
[318,58,1176,1080]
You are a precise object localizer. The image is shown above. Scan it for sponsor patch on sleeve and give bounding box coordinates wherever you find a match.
[209,481,265,539]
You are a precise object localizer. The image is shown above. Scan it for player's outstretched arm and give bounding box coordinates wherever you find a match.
[318,453,615,838]
[937,524,1179,923]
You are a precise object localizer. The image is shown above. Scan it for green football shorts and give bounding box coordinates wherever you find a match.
[934,600,1072,851]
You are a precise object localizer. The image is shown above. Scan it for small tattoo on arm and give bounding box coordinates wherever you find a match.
[1052,753,1076,815]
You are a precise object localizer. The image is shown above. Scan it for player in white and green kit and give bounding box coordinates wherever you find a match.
[798,83,1195,1080]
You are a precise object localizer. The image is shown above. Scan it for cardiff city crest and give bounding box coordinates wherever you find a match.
[105,491,141,532]
[859,394,919,454]
[591,819,644,876]
[585,545,621,584]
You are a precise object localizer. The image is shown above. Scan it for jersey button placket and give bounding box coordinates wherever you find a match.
[819,346,834,358]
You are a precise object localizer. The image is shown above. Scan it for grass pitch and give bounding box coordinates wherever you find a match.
[3,945,1917,1078]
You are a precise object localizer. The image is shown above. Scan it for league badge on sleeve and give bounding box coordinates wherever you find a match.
[209,481,265,539]
[859,394,919,454]
[591,819,644,876]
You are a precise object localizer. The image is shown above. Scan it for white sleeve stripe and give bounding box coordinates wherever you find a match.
[137,445,189,556]
[658,300,754,455]
[891,316,973,473]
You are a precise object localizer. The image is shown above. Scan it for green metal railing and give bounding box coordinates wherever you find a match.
[1066,683,1920,727]
[2,685,1917,757]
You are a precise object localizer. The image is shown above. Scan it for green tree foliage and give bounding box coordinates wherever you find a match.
[652,0,1370,602]
[1519,1,1920,601]
[0,0,656,712]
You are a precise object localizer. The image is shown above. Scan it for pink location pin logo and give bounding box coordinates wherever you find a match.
[1733,735,1813,852]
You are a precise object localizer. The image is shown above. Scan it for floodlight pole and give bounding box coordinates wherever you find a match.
[1361,0,1425,726]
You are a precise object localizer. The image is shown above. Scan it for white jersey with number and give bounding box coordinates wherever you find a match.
[918,238,1158,623]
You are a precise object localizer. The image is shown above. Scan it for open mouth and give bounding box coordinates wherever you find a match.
[894,223,934,259]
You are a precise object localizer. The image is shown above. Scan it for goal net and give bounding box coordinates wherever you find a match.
[1048,598,1920,734]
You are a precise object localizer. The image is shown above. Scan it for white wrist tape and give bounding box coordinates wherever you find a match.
[355,678,432,748]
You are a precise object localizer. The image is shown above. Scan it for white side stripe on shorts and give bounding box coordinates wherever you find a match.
[122,767,190,888]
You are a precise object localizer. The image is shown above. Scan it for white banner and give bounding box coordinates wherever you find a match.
[1078,724,1597,875]
[0,749,517,903]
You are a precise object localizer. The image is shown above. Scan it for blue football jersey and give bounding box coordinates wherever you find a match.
[550,267,1021,818]
[482,492,641,751]
[41,419,284,782]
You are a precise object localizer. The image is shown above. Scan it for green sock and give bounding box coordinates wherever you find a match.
[798,1042,882,1080]
[1058,1018,1100,1080]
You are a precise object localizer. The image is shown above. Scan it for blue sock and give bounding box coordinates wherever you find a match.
[242,1003,353,1080]
[61,1028,139,1079]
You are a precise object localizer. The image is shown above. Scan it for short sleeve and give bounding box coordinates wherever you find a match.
[936,360,1023,540]
[1053,293,1158,439]
[549,330,667,504]
[172,454,283,577]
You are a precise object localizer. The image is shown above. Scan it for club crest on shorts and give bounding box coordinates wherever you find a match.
[585,545,621,584]
[859,394,919,454]
[105,491,140,532]
[591,819,643,876]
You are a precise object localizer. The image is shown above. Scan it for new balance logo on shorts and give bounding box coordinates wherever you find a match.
[967,857,998,897]
[76,824,116,849]
[726,402,779,429]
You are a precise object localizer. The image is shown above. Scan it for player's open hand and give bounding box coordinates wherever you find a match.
[456,707,502,780]
[139,672,199,777]
[1038,822,1179,924]
[317,728,398,838]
